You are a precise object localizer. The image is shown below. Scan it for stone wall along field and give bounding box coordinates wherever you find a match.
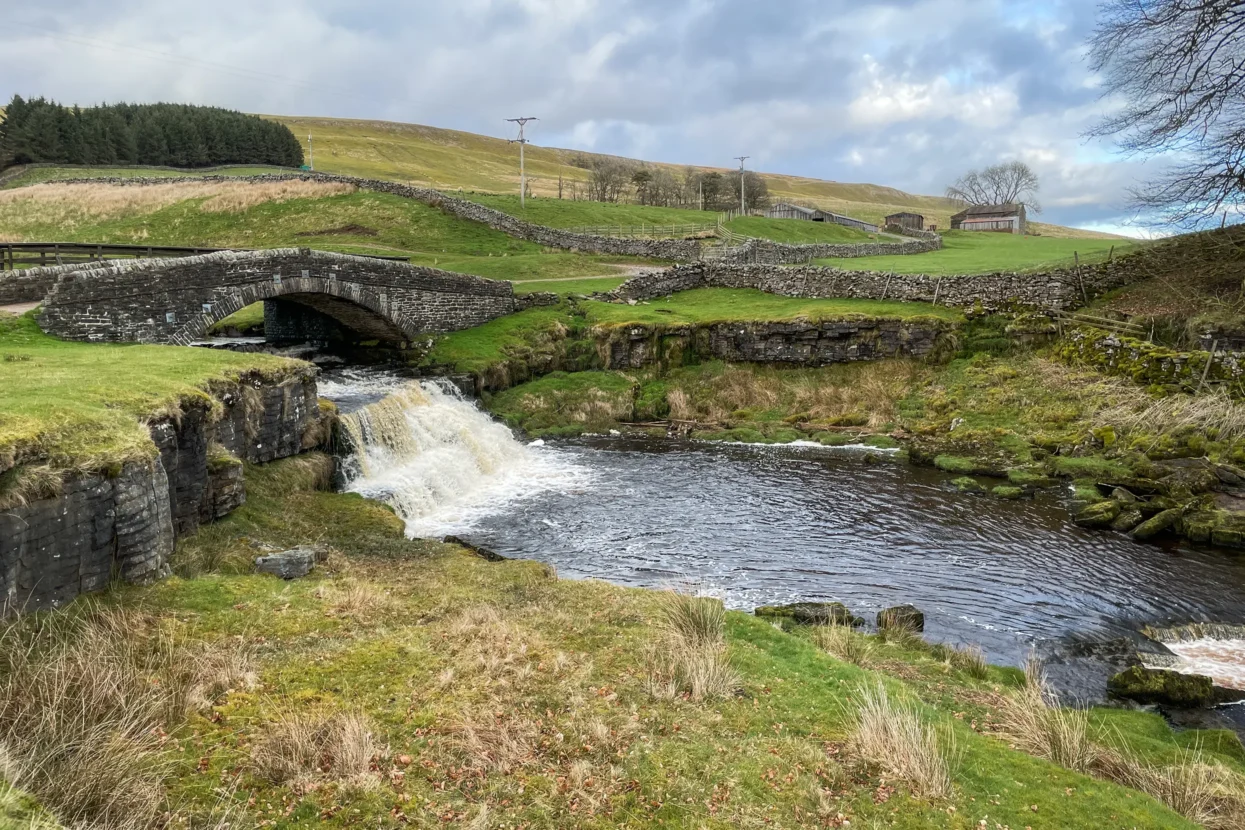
[606,260,1146,312]
[0,369,322,612]
[1058,328,1245,394]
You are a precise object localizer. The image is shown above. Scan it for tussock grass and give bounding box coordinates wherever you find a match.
[647,592,739,701]
[850,683,957,800]
[998,659,1094,772]
[811,623,875,667]
[0,603,254,828]
[1094,747,1245,830]
[947,643,989,679]
[314,579,393,618]
[251,712,379,789]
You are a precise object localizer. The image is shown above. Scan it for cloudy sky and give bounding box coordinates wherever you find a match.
[3,0,1157,234]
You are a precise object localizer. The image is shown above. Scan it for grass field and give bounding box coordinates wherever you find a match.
[0,312,307,491]
[5,451,1213,828]
[583,287,963,326]
[836,230,1131,274]
[0,181,652,282]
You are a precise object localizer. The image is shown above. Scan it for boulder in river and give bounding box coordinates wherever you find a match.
[1074,500,1120,529]
[255,547,318,579]
[877,604,924,633]
[1131,508,1182,540]
[991,485,1024,500]
[755,602,863,627]
[1107,666,1215,708]
[1110,509,1145,533]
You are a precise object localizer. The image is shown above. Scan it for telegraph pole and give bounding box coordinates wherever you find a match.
[506,117,538,207]
[734,156,750,215]
[308,134,314,170]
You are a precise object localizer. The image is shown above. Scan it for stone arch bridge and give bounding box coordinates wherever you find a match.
[36,248,527,345]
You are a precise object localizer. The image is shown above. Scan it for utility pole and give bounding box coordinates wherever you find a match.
[506,117,538,208]
[308,134,314,170]
[734,156,750,215]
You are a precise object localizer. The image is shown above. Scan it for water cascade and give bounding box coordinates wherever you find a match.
[335,379,589,537]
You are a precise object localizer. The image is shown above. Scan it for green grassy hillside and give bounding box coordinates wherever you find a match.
[267,114,1120,239]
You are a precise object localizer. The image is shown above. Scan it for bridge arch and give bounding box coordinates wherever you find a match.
[169,274,423,345]
[36,248,520,345]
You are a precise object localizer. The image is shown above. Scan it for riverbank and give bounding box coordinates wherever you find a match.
[7,453,1239,829]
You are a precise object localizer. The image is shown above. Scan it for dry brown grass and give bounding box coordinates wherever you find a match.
[0,180,356,232]
[670,362,923,428]
[997,659,1094,773]
[250,712,379,789]
[314,579,393,619]
[1098,387,1245,443]
[0,603,255,829]
[849,682,957,800]
[1094,746,1245,830]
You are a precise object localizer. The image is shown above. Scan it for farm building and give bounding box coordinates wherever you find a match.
[764,202,878,233]
[884,212,925,232]
[950,203,1027,234]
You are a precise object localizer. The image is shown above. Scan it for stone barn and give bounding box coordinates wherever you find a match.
[950,203,1028,234]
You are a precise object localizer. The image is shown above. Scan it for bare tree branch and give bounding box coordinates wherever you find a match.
[1089,0,1245,226]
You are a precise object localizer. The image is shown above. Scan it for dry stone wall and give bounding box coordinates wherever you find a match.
[606,260,1144,312]
[0,369,321,612]
[716,234,942,266]
[602,318,953,370]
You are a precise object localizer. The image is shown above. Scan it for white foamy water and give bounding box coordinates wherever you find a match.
[1157,639,1245,691]
[334,378,593,538]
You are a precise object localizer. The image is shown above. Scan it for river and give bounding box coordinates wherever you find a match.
[319,369,1245,685]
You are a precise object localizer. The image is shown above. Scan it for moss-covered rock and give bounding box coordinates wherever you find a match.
[935,455,981,475]
[1111,509,1145,533]
[1007,468,1058,488]
[1107,666,1215,708]
[1074,500,1121,529]
[754,601,863,627]
[1131,508,1182,540]
[1182,509,1245,548]
[992,485,1025,500]
[952,476,985,493]
[877,604,924,633]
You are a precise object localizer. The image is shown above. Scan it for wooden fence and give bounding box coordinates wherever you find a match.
[561,222,718,240]
[1050,309,1151,340]
[0,242,408,270]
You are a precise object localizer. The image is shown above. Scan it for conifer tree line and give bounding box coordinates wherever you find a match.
[0,96,304,170]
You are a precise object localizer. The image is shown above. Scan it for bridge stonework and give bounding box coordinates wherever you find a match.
[36,248,519,345]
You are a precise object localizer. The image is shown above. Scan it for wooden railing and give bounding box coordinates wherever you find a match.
[1051,310,1151,340]
[561,222,719,239]
[0,242,409,270]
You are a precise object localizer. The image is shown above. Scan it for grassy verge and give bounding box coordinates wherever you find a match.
[837,231,1129,275]
[0,312,308,490]
[2,453,1217,829]
[582,288,964,327]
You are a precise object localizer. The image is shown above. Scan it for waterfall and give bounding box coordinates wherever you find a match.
[334,378,589,538]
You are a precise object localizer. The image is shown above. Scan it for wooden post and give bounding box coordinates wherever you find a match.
[932,277,942,305]
[881,273,893,301]
[1074,251,1089,305]
[1108,245,1115,263]
[1197,340,1219,394]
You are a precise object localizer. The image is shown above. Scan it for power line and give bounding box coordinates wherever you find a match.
[506,117,538,208]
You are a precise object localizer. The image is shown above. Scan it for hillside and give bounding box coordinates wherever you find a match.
[272,115,1117,238]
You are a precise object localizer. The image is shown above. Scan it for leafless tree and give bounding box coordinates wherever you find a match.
[946,161,1042,211]
[1088,0,1245,227]
[585,157,634,202]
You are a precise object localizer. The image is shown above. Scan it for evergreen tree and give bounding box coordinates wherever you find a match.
[0,95,304,170]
